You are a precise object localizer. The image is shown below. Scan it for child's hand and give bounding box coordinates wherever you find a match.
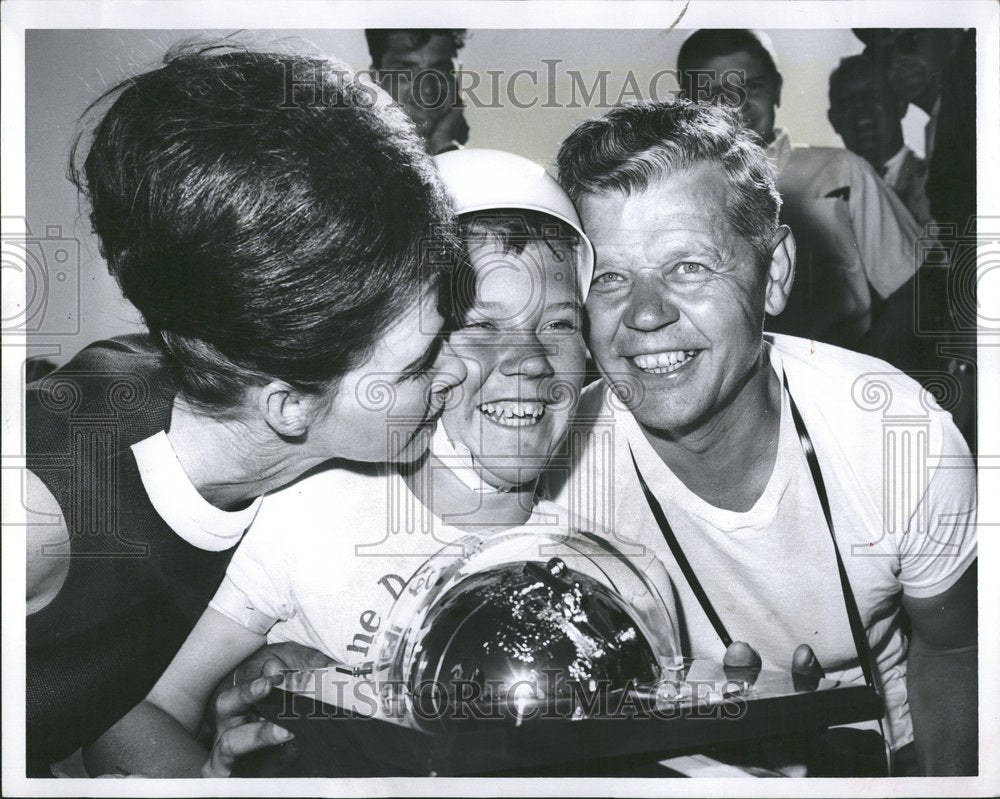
[202,673,292,777]
[225,641,338,695]
[202,642,338,777]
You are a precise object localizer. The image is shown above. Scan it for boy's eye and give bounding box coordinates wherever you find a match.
[543,319,578,333]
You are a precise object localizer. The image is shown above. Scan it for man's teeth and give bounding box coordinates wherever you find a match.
[631,350,698,373]
[478,401,546,427]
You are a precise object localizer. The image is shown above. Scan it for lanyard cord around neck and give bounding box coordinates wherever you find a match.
[627,372,881,699]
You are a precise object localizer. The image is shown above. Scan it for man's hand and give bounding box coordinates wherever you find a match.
[426,105,469,154]
[722,640,824,680]
[722,641,825,777]
[202,642,338,777]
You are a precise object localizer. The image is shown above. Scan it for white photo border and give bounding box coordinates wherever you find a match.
[3,1,998,797]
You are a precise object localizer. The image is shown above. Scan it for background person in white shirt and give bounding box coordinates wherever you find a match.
[552,99,977,776]
[677,29,922,350]
[828,54,932,227]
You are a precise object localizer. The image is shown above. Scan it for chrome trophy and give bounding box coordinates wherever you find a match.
[372,528,683,730]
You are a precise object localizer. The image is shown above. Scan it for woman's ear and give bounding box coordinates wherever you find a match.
[258,381,311,439]
[764,224,796,317]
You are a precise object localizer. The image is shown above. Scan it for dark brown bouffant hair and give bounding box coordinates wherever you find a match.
[71,41,461,410]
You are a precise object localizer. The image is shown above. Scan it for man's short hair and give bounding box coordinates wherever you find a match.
[828,54,877,104]
[556,100,781,266]
[365,29,467,68]
[677,29,780,96]
[71,41,459,411]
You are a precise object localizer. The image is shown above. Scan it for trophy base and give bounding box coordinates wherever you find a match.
[239,658,884,777]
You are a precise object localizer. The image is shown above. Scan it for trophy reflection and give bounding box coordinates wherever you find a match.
[371,528,684,730]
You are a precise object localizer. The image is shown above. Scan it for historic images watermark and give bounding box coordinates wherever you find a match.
[273,667,751,726]
[280,60,755,113]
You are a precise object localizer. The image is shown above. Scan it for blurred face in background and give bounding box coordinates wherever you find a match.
[683,50,782,145]
[828,61,906,168]
[375,32,461,143]
[883,28,964,110]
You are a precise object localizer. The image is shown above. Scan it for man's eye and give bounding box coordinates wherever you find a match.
[593,272,624,285]
[678,262,706,275]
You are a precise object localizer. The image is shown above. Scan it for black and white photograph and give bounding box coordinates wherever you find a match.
[2,0,998,795]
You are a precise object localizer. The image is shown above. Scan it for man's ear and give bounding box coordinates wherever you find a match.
[774,73,783,108]
[258,381,312,439]
[764,224,796,317]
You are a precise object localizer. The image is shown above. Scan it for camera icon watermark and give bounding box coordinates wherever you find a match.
[914,217,1000,339]
[2,216,81,336]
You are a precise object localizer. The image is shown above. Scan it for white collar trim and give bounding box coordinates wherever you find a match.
[131,431,261,551]
[882,145,911,188]
[765,128,793,173]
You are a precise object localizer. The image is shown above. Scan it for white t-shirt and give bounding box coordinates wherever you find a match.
[209,463,640,667]
[543,335,977,750]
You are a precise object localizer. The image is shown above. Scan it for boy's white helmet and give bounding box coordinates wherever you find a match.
[434,148,595,299]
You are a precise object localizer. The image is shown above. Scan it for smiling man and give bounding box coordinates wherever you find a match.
[548,100,977,776]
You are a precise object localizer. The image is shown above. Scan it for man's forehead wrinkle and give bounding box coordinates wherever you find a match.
[593,229,728,265]
[582,163,734,250]
[587,198,720,236]
[591,224,721,241]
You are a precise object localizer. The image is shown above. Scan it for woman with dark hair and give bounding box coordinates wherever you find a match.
[25,43,466,777]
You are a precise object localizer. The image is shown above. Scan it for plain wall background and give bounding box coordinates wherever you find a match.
[25,28,929,364]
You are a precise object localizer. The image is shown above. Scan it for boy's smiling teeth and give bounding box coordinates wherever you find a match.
[479,401,545,427]
[631,350,699,373]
